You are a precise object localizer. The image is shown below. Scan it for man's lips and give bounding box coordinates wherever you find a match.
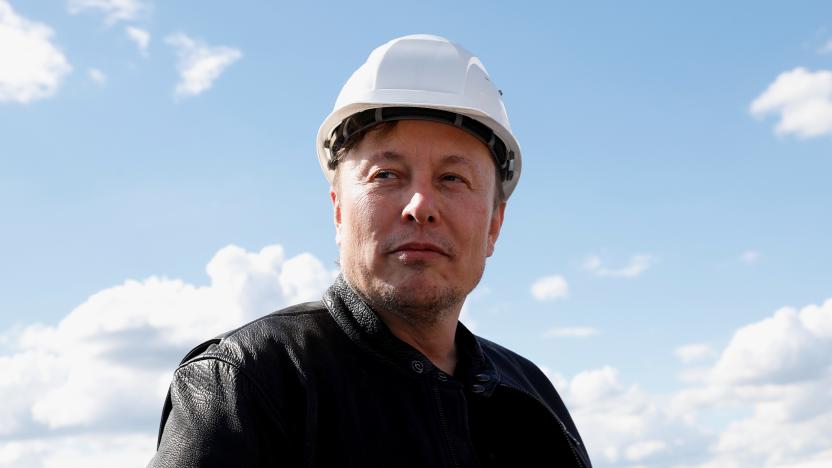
[390,242,450,257]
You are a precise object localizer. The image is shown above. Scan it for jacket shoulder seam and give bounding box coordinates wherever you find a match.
[177,355,291,438]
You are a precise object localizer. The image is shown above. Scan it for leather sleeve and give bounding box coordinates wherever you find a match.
[147,357,292,467]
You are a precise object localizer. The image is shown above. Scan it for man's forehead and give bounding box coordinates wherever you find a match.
[359,150,479,169]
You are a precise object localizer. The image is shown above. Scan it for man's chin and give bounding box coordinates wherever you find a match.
[360,274,462,322]
[381,270,445,292]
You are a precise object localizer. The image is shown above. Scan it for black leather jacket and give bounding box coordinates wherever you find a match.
[148,276,592,467]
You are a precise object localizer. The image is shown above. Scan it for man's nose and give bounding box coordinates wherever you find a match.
[402,190,438,225]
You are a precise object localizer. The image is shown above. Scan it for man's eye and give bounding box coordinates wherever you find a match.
[373,170,397,179]
[442,174,465,183]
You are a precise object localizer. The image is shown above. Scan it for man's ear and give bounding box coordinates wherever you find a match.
[486,201,506,257]
[330,186,341,247]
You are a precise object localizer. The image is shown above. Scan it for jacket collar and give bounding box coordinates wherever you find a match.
[323,275,498,393]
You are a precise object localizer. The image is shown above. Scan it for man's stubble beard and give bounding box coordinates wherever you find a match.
[345,259,482,328]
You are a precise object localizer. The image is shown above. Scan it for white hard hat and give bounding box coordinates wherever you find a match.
[316,34,522,199]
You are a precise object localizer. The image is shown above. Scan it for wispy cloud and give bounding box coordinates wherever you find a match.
[125,26,150,55]
[819,39,832,54]
[740,249,761,264]
[750,67,832,138]
[582,254,654,278]
[543,326,598,338]
[530,275,568,301]
[0,243,336,466]
[0,0,72,104]
[67,0,147,25]
[87,68,107,85]
[166,33,242,98]
[674,343,716,363]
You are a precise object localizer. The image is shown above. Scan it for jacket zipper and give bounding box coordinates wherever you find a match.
[432,384,462,468]
[499,384,589,468]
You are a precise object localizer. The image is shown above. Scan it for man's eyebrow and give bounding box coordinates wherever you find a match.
[366,151,404,163]
[364,152,476,169]
[441,154,475,170]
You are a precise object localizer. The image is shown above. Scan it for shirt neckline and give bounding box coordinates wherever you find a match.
[323,274,495,386]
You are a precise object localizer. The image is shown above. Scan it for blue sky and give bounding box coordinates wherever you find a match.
[1,1,831,466]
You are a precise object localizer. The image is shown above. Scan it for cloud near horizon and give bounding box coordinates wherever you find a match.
[1,241,830,467]
[544,298,832,467]
[0,243,336,467]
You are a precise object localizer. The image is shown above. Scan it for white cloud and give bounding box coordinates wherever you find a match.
[741,250,761,264]
[624,439,667,462]
[710,300,832,386]
[3,237,831,468]
[675,343,717,363]
[0,0,72,104]
[582,254,654,278]
[125,26,149,55]
[750,67,832,138]
[819,39,832,55]
[671,298,832,467]
[166,33,241,98]
[560,366,706,466]
[0,433,154,468]
[530,275,568,301]
[0,243,336,465]
[553,298,832,467]
[67,0,146,25]
[543,326,598,338]
[709,394,832,468]
[87,68,106,85]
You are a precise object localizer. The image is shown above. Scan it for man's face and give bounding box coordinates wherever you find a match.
[331,120,506,322]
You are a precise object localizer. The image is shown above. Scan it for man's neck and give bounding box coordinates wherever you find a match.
[373,306,460,375]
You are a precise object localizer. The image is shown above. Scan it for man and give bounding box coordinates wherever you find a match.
[149,34,592,468]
